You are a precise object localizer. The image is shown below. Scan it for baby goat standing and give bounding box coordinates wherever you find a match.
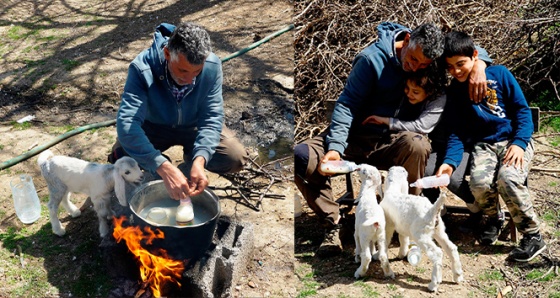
[38,150,144,237]
[354,164,394,279]
[381,166,463,292]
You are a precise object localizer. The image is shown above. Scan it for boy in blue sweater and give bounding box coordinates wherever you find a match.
[436,31,546,262]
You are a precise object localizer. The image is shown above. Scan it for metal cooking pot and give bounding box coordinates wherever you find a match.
[129,180,220,261]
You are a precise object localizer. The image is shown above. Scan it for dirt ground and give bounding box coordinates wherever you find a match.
[0,1,295,297]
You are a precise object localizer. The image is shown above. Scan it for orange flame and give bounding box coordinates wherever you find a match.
[113,216,185,297]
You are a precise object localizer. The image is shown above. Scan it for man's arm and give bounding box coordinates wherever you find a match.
[117,64,169,173]
[326,54,379,154]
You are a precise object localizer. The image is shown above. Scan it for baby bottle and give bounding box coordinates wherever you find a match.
[320,160,358,174]
[176,196,194,226]
[410,174,450,188]
[407,241,422,266]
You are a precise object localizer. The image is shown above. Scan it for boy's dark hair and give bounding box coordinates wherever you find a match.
[406,60,446,97]
[409,23,444,60]
[167,22,212,65]
[444,30,476,58]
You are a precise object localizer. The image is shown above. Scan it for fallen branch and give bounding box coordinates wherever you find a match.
[531,166,560,173]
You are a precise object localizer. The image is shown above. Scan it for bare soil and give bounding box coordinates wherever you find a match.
[0,1,295,297]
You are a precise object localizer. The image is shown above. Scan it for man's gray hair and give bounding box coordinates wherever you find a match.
[408,23,444,60]
[167,22,212,65]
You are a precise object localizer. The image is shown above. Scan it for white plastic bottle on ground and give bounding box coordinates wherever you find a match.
[320,160,358,174]
[410,174,450,188]
[407,241,422,266]
[294,193,303,218]
[176,196,194,226]
[10,174,41,224]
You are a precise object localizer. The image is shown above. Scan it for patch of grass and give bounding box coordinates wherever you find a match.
[6,25,39,40]
[37,35,57,42]
[414,266,427,274]
[481,285,499,297]
[527,268,557,282]
[0,144,4,150]
[386,284,397,291]
[23,59,46,68]
[62,59,80,71]
[48,125,76,134]
[70,259,112,297]
[354,280,379,297]
[295,264,320,298]
[11,122,32,130]
[479,269,504,281]
[550,291,560,298]
[542,210,559,225]
[549,181,558,187]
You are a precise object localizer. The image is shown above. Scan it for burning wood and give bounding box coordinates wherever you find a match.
[113,216,185,297]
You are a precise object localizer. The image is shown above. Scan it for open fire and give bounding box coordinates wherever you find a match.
[113,216,185,297]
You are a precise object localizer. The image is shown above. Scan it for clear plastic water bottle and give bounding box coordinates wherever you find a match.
[176,196,194,226]
[407,241,422,266]
[320,160,358,174]
[410,174,450,188]
[10,174,41,224]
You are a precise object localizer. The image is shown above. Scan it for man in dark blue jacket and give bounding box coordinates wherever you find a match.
[109,22,247,200]
[295,22,490,257]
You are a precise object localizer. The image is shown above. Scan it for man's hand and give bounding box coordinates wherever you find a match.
[362,115,389,126]
[469,59,488,103]
[317,150,341,176]
[436,163,454,178]
[188,156,209,196]
[503,144,525,169]
[156,161,191,200]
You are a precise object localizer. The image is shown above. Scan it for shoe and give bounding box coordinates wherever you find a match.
[479,216,503,245]
[316,224,342,258]
[458,212,483,233]
[509,232,546,262]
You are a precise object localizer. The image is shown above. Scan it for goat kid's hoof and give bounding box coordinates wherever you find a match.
[454,273,464,283]
[385,271,395,279]
[53,229,66,237]
[428,282,438,292]
[354,270,365,279]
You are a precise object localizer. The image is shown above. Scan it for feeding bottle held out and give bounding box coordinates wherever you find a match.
[407,241,422,266]
[176,196,194,226]
[410,174,450,188]
[320,160,358,174]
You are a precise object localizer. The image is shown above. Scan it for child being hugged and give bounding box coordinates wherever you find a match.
[362,65,447,134]
[436,30,546,262]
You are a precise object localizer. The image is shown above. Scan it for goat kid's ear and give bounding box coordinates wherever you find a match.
[113,169,128,206]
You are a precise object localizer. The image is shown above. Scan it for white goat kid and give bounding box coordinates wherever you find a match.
[38,150,144,237]
[354,164,394,279]
[381,166,463,292]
